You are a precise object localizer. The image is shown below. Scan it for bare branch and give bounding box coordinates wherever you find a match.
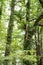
[34,14,43,26]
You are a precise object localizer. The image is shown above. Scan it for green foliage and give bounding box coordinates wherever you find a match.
[0,0,43,65]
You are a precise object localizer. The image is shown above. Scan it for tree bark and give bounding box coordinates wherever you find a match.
[4,0,15,65]
[24,0,30,50]
[23,0,31,65]
[35,26,42,65]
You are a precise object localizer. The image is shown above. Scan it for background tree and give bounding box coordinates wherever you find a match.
[4,0,15,65]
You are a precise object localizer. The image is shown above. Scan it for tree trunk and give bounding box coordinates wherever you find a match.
[4,0,15,65]
[23,0,31,65]
[24,0,30,50]
[35,26,42,65]
[0,1,2,20]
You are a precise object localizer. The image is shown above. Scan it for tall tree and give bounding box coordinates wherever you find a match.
[35,0,43,65]
[35,26,43,65]
[23,0,30,50]
[4,0,15,65]
[23,0,32,65]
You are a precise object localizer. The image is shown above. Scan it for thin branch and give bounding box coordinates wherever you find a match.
[34,14,43,26]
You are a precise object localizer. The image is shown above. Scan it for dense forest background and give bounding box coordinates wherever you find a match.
[0,0,43,65]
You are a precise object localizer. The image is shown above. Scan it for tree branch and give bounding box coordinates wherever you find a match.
[34,14,43,26]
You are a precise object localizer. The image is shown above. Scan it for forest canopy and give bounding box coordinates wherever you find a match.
[0,0,43,65]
